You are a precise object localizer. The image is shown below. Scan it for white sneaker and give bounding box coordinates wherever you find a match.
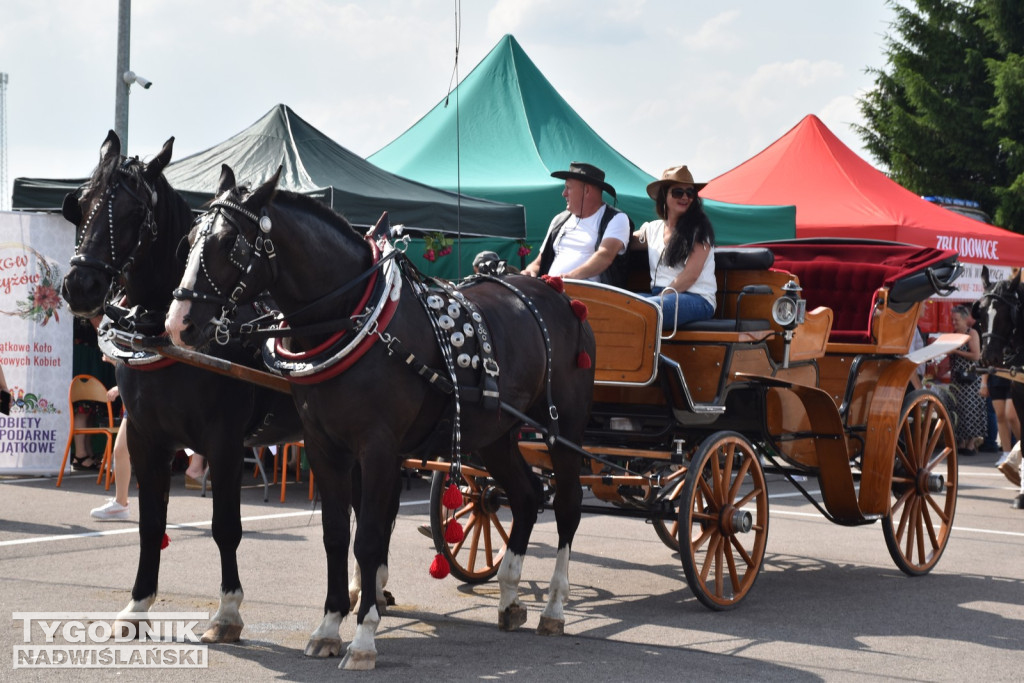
[90,498,130,521]
[997,445,1022,488]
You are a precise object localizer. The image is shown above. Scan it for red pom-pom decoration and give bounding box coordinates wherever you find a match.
[577,351,592,369]
[443,520,465,544]
[442,483,463,510]
[570,299,588,322]
[160,533,170,550]
[540,274,565,294]
[429,553,450,579]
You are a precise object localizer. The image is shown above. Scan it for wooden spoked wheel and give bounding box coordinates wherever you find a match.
[679,431,769,610]
[883,389,957,575]
[651,464,688,552]
[428,469,510,584]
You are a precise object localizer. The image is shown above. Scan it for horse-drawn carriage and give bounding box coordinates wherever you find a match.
[417,238,965,609]
[62,136,967,668]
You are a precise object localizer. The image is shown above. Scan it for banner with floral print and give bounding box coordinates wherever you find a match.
[0,212,74,474]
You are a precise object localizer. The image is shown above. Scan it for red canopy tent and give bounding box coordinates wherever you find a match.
[702,114,1024,271]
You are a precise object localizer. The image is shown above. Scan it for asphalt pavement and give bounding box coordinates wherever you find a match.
[1,452,1022,682]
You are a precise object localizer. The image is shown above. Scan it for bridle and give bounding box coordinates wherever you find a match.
[975,283,1024,366]
[70,157,159,290]
[172,198,278,345]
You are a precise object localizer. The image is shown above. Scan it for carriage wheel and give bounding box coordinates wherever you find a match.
[652,513,680,552]
[428,469,510,584]
[651,464,688,552]
[883,389,957,575]
[679,431,769,610]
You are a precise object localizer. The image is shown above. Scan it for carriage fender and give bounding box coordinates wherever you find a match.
[856,340,960,517]
[906,333,969,366]
[734,372,864,523]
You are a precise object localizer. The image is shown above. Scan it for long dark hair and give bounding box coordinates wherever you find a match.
[658,187,715,269]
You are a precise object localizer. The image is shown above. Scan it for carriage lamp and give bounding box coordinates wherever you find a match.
[772,280,806,330]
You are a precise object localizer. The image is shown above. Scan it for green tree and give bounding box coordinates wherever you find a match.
[979,0,1024,229]
[856,0,1024,229]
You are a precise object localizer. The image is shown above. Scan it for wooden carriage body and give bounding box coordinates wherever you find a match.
[561,239,963,525]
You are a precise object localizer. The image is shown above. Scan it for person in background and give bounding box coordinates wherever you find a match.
[631,165,716,330]
[89,385,132,521]
[522,162,630,283]
[472,250,517,276]
[947,304,987,456]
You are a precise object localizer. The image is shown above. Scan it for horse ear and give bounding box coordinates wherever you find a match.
[982,265,991,289]
[61,192,82,226]
[100,130,121,162]
[216,165,237,196]
[145,136,175,178]
[247,166,282,210]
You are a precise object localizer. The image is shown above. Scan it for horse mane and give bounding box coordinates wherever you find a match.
[268,190,363,243]
[80,152,123,207]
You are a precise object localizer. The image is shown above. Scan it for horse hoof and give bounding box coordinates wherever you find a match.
[304,637,342,657]
[201,623,242,643]
[498,604,528,631]
[383,589,396,606]
[536,616,564,636]
[340,648,376,671]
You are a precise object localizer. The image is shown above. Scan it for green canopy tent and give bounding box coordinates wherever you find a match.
[13,105,527,270]
[370,34,795,264]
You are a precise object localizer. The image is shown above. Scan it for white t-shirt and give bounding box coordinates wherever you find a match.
[642,219,716,310]
[545,205,630,281]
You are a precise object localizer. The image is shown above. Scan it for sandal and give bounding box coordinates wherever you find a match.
[71,455,99,471]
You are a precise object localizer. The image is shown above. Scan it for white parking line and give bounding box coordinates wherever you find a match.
[5,487,1024,548]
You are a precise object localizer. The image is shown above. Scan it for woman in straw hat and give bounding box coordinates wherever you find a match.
[632,165,716,330]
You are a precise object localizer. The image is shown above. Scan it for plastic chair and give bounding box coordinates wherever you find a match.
[278,441,313,503]
[57,375,119,487]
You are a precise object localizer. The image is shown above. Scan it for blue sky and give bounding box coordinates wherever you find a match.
[0,0,898,207]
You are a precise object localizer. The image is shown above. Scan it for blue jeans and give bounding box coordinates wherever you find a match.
[645,288,714,330]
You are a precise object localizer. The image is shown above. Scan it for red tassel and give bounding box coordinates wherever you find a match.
[429,553,450,579]
[443,520,465,544]
[442,483,463,510]
[160,533,170,550]
[540,274,565,294]
[570,299,588,321]
[577,351,592,369]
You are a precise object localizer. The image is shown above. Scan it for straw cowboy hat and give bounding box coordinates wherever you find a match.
[551,162,617,199]
[646,165,707,200]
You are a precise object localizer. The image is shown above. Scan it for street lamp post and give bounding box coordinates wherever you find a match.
[113,0,131,152]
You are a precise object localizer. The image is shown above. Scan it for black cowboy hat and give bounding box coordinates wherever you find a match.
[551,162,616,199]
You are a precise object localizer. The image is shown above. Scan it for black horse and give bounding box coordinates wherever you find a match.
[974,266,1024,508]
[166,167,596,669]
[61,131,304,641]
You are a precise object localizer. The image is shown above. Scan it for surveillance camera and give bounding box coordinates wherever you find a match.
[123,70,153,89]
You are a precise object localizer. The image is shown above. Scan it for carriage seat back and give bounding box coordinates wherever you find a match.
[772,261,895,343]
[676,247,775,334]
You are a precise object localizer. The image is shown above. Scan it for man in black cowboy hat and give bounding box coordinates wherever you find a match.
[522,162,631,284]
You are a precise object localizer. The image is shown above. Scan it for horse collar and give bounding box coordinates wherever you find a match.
[263,237,402,383]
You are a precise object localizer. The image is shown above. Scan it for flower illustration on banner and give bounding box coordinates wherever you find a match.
[1,246,64,325]
[422,232,453,263]
[8,386,58,414]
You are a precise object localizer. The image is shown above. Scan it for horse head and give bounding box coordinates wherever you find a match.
[60,130,187,320]
[167,165,282,349]
[975,265,1024,368]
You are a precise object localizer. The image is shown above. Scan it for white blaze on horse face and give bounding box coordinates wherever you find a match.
[165,233,204,346]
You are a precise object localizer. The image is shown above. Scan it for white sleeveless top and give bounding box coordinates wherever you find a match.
[642,219,716,310]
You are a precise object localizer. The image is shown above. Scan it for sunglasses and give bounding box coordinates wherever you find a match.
[669,187,697,199]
